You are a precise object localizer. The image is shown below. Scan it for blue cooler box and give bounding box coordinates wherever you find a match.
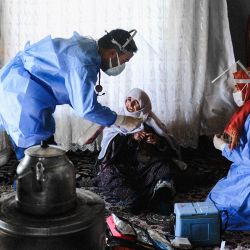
[174,202,220,246]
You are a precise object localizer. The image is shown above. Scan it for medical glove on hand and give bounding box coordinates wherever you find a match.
[115,115,142,131]
[213,135,226,151]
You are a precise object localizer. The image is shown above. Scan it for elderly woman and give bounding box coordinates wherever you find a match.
[207,69,250,231]
[94,88,186,215]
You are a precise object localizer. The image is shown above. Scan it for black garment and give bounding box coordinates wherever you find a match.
[94,126,178,213]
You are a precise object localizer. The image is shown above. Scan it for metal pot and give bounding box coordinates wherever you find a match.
[15,141,76,216]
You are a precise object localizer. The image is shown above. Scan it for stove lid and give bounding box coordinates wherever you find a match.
[25,141,65,157]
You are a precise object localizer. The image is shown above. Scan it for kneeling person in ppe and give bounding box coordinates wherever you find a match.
[0,29,141,162]
[207,68,250,231]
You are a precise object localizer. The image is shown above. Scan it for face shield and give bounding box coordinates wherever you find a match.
[110,29,137,53]
[104,30,137,76]
[211,60,250,86]
[99,29,162,103]
[209,60,250,113]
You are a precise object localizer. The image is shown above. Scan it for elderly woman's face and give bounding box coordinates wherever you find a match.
[125,97,140,112]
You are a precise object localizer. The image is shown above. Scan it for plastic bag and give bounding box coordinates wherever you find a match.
[106,213,173,250]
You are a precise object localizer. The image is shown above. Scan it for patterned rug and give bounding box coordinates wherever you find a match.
[1,136,250,249]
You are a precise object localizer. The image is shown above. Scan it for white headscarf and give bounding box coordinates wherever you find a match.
[98,88,181,159]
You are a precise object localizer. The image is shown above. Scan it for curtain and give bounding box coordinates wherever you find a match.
[0,0,11,151]
[0,0,235,150]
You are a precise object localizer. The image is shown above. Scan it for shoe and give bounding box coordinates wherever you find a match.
[0,148,12,166]
[155,200,173,216]
[151,179,175,200]
[150,185,174,216]
[149,179,176,215]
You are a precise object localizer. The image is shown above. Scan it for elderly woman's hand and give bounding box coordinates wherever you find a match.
[145,133,159,145]
[133,131,147,141]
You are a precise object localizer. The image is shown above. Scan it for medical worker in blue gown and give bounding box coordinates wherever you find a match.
[207,69,250,231]
[0,29,141,162]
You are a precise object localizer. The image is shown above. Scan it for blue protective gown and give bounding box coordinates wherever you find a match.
[0,32,117,157]
[207,114,250,231]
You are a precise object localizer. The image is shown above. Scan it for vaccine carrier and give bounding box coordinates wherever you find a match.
[174,202,220,246]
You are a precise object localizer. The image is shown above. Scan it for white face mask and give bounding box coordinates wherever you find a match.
[105,52,125,76]
[233,91,244,107]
